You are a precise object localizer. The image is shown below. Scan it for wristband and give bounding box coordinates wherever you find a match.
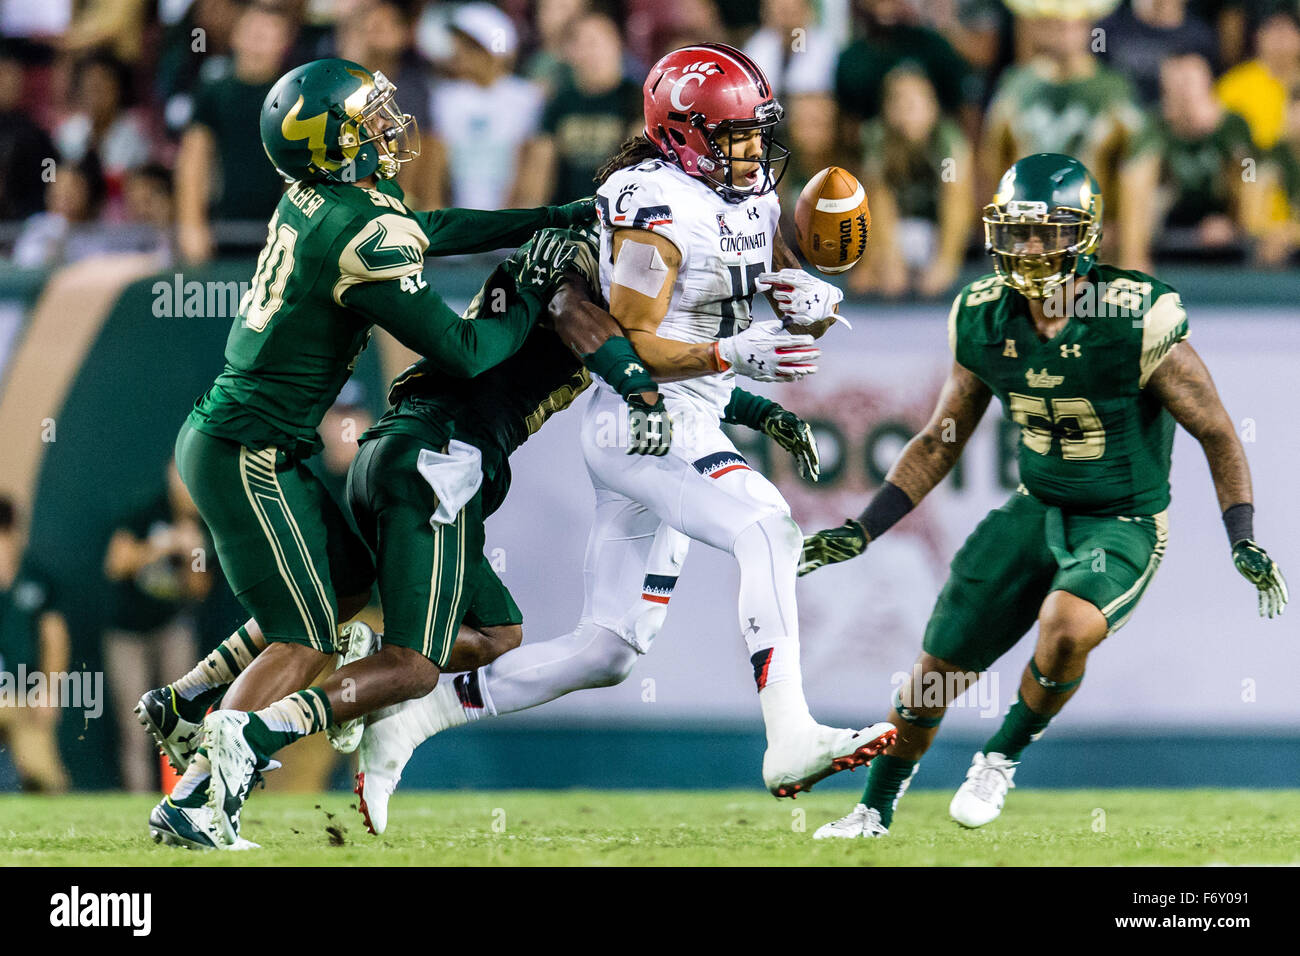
[722,388,779,429]
[1222,502,1254,547]
[711,341,730,373]
[582,336,658,400]
[856,481,914,541]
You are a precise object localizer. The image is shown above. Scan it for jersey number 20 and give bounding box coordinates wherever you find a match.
[243,218,299,332]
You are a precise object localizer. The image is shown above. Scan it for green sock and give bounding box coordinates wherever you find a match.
[862,754,918,829]
[242,688,333,758]
[983,693,1053,761]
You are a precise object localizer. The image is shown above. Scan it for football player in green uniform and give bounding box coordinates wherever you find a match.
[800,153,1288,839]
[191,224,822,846]
[141,58,601,848]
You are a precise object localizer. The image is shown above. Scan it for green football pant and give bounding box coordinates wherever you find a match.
[346,432,521,667]
[923,488,1168,672]
[175,420,375,652]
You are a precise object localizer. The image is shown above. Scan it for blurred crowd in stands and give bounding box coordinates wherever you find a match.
[1,0,1299,294]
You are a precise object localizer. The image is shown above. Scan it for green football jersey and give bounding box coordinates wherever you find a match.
[950,264,1189,516]
[188,180,572,457]
[364,246,592,516]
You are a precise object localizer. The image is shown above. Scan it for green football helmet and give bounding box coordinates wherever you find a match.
[983,153,1103,299]
[260,58,418,184]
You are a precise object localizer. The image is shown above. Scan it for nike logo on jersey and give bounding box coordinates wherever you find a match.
[1026,368,1065,388]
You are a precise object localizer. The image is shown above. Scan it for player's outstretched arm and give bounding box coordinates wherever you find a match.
[548,276,671,456]
[723,388,820,481]
[345,276,541,379]
[416,198,595,258]
[799,360,991,575]
[1147,342,1288,617]
[609,229,818,383]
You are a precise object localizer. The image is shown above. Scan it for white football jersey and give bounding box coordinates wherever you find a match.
[595,159,781,417]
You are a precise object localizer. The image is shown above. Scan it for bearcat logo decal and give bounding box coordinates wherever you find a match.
[661,60,723,111]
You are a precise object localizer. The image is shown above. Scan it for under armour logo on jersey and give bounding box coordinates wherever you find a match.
[716,213,733,236]
[744,618,761,635]
[624,363,645,376]
[1003,339,1018,358]
[747,206,761,220]
[1060,344,1082,358]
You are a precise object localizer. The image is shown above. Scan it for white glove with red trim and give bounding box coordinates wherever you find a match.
[756,269,848,328]
[714,320,819,383]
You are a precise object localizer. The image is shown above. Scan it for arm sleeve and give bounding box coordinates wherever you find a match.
[582,336,659,401]
[722,388,779,428]
[414,206,571,257]
[344,277,545,379]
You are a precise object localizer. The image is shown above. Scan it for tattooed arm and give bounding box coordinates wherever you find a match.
[799,361,991,574]
[882,360,993,506]
[1147,341,1288,617]
[1146,342,1251,511]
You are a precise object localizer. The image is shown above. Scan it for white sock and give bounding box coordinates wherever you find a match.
[170,753,210,803]
[733,515,806,689]
[758,678,816,745]
[172,626,259,701]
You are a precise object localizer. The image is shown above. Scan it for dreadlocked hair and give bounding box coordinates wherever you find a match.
[595,134,665,185]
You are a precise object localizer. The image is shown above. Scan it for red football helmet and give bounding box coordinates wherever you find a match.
[642,42,789,201]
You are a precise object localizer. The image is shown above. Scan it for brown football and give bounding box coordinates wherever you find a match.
[794,166,871,274]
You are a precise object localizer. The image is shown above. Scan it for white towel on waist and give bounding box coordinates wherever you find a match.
[416,441,483,526]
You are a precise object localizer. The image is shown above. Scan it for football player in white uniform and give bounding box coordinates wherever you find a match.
[355,43,894,833]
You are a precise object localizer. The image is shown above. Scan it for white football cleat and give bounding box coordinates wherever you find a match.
[763,721,897,798]
[204,710,258,846]
[353,700,423,834]
[949,751,1018,828]
[813,803,889,840]
[327,621,380,754]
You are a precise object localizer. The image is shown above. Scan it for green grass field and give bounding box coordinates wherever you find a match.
[2,789,1297,866]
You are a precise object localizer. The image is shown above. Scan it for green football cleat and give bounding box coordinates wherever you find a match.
[328,621,380,754]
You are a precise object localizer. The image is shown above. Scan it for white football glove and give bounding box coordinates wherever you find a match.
[756,269,848,328]
[715,319,819,382]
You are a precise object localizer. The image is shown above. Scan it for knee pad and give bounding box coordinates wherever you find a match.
[582,624,641,687]
[735,511,802,563]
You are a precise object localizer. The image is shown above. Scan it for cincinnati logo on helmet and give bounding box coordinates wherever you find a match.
[662,60,723,111]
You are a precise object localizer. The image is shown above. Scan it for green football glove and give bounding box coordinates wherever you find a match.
[553,196,596,228]
[1232,540,1288,618]
[760,407,820,481]
[519,229,580,291]
[627,394,672,456]
[798,519,868,576]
